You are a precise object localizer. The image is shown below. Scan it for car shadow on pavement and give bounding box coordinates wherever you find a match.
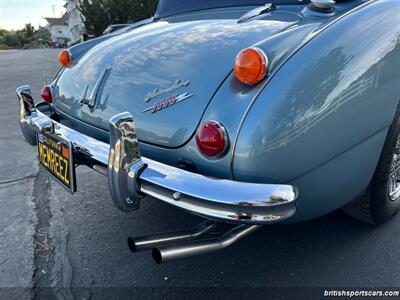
[121,194,398,287]
[45,167,400,292]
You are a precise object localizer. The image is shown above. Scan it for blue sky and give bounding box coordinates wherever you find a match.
[0,0,66,30]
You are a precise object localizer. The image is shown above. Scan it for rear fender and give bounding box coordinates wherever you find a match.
[233,0,400,219]
[234,0,400,183]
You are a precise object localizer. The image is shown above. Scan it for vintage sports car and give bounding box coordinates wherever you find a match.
[17,0,400,263]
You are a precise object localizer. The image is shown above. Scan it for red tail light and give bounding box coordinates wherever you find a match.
[196,121,228,157]
[40,85,53,103]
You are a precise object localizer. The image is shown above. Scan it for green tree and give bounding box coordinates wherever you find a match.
[0,28,8,39]
[21,23,35,38]
[34,27,52,45]
[1,32,27,48]
[0,26,51,49]
[79,0,110,36]
[78,0,158,37]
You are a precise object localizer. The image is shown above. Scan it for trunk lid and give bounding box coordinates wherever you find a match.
[55,8,300,147]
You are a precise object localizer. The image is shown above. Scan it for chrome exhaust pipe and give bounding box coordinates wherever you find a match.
[128,220,217,252]
[152,224,261,264]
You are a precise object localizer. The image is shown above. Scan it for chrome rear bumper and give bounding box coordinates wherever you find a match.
[17,85,298,225]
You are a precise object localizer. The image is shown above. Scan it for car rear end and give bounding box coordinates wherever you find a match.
[17,0,368,262]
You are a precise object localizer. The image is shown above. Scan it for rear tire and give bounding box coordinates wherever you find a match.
[343,104,400,224]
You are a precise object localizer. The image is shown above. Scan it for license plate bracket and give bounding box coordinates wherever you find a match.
[37,132,76,193]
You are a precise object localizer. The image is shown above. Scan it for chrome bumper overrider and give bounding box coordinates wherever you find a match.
[17,85,298,225]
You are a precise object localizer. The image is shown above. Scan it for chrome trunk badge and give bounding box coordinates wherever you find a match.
[143,92,194,113]
[144,80,190,103]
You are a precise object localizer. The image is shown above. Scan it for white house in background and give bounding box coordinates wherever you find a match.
[45,13,71,44]
[65,0,86,45]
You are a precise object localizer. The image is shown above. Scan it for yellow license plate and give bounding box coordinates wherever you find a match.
[37,133,76,192]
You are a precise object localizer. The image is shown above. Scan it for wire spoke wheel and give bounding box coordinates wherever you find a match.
[388,137,400,201]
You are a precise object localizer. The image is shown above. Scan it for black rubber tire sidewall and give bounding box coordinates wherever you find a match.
[369,106,400,224]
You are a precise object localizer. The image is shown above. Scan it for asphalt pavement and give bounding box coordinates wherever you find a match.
[0,49,399,299]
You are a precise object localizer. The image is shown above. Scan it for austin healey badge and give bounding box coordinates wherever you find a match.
[143,92,194,113]
[143,80,193,113]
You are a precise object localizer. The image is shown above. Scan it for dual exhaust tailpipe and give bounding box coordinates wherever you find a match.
[128,220,261,264]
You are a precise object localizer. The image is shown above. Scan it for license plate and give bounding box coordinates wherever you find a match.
[37,133,76,193]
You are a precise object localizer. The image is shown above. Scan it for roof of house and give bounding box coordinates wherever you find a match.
[45,12,69,26]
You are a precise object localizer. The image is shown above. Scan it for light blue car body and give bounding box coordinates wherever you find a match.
[51,0,400,222]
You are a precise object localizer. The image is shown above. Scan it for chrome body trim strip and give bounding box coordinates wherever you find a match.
[17,85,298,224]
[80,66,111,109]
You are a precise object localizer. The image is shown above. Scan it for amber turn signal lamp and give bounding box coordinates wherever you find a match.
[196,121,228,157]
[58,49,72,67]
[40,85,53,103]
[234,47,268,85]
